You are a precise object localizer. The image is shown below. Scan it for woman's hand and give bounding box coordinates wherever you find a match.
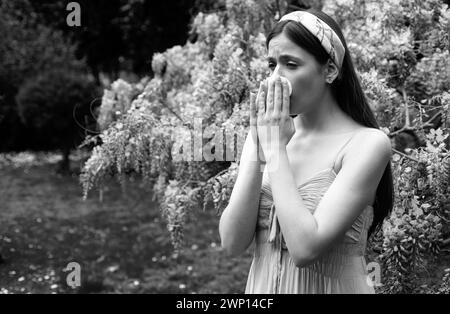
[255,76,295,163]
[249,82,267,164]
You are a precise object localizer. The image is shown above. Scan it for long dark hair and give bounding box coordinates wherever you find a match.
[265,9,394,239]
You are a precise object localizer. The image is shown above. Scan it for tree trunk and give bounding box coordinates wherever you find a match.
[59,147,71,173]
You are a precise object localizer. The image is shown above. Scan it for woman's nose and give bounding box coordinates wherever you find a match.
[272,64,284,78]
[267,71,292,96]
[269,67,285,84]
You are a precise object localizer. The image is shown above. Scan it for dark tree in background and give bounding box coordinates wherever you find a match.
[16,69,99,172]
[0,0,89,154]
[29,0,227,81]
[0,0,223,156]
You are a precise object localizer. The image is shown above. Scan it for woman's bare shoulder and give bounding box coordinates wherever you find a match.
[350,127,392,156]
[355,127,390,140]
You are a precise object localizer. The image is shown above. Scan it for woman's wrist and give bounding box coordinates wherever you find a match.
[264,146,287,165]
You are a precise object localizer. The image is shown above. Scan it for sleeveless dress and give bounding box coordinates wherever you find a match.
[245,130,375,294]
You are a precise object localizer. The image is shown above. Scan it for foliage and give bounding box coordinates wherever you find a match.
[0,0,84,88]
[437,270,450,293]
[81,0,450,292]
[27,0,227,79]
[320,0,450,293]
[15,69,99,162]
[379,128,449,292]
[0,0,91,152]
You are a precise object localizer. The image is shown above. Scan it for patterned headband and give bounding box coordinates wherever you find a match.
[279,11,346,70]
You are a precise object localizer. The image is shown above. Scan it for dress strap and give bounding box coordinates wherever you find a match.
[331,129,366,172]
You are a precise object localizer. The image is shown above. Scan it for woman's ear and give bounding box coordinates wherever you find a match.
[324,59,339,84]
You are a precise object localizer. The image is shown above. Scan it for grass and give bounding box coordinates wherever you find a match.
[0,152,253,293]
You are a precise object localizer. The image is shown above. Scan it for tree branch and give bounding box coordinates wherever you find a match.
[275,0,281,17]
[392,148,419,162]
[388,110,443,136]
[421,111,442,128]
[402,85,411,128]
[161,99,189,128]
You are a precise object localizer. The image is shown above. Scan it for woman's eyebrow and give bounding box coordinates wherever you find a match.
[266,54,302,62]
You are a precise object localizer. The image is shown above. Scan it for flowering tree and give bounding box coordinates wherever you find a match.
[80,0,450,293]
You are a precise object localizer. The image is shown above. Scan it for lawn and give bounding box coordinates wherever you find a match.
[0,152,253,293]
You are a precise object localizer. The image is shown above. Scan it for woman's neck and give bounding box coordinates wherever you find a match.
[292,92,356,137]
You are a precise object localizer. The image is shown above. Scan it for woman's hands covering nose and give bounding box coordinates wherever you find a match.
[249,76,296,164]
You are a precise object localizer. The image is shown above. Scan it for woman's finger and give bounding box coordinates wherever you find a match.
[273,77,282,116]
[281,78,290,117]
[266,77,274,115]
[257,82,265,119]
[249,92,259,147]
[249,92,256,126]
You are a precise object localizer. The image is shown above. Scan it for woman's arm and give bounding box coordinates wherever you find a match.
[219,131,265,257]
[264,129,391,267]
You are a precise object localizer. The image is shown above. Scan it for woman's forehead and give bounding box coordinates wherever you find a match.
[267,33,304,58]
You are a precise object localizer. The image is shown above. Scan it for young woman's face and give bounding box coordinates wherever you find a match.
[267,32,327,115]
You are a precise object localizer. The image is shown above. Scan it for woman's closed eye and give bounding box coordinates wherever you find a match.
[267,62,298,70]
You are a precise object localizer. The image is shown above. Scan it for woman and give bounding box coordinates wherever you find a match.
[219,9,394,294]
